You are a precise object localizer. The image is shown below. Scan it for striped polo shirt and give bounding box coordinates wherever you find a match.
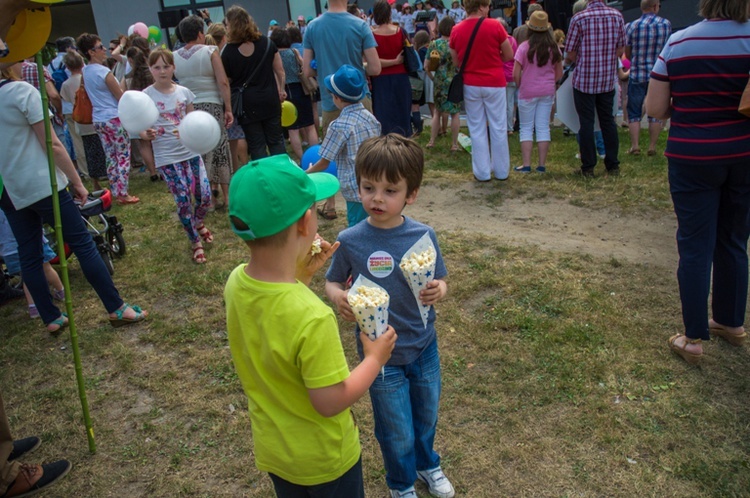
[651,19,750,165]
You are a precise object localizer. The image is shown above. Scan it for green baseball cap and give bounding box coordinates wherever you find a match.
[229,154,340,241]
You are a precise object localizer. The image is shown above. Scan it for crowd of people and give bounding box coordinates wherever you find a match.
[1,0,749,496]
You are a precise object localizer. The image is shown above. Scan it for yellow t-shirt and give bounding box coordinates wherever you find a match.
[224,264,360,485]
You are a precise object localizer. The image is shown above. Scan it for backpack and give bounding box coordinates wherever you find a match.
[51,60,68,92]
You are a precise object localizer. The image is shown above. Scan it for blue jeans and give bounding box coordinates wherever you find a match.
[369,339,442,491]
[669,159,750,340]
[269,456,364,498]
[573,88,619,172]
[0,189,123,324]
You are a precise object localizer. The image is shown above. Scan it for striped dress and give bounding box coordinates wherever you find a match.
[651,19,750,165]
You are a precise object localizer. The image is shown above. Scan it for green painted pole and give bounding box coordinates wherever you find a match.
[35,52,96,454]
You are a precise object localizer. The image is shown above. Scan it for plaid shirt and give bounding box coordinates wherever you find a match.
[21,61,52,90]
[625,13,671,83]
[319,103,381,203]
[565,0,626,94]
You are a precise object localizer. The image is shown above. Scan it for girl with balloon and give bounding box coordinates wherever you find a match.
[139,48,214,264]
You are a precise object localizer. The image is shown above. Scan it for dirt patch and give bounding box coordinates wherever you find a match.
[406,179,678,269]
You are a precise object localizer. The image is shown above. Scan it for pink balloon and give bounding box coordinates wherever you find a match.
[133,22,148,38]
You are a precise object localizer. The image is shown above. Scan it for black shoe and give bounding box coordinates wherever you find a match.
[150,174,160,182]
[8,437,41,461]
[1,460,72,498]
[606,168,620,177]
[574,168,595,178]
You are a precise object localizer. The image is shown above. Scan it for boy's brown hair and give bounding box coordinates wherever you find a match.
[355,134,423,196]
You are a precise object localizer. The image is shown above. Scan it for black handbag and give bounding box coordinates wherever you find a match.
[401,29,422,75]
[447,18,484,104]
[231,38,272,122]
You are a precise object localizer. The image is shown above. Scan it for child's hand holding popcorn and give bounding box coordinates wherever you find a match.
[295,235,340,285]
[419,279,447,306]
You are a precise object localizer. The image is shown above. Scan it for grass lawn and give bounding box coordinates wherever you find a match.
[1,127,748,497]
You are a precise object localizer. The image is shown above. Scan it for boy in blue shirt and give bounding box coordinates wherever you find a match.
[325,135,455,498]
[224,155,396,497]
[307,64,381,227]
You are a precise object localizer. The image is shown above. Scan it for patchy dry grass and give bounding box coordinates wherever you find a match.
[1,130,748,497]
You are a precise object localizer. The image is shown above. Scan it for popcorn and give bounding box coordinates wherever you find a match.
[347,285,389,309]
[399,248,436,274]
[347,276,390,342]
[400,232,438,328]
[310,238,322,255]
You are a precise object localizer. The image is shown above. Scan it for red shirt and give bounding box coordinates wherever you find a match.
[450,17,507,87]
[375,30,407,76]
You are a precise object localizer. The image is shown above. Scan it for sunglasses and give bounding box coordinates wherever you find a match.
[94,44,105,51]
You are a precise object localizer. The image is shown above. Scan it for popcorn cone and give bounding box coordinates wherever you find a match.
[347,275,390,341]
[399,232,437,328]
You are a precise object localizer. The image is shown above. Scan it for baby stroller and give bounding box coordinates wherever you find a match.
[48,189,126,275]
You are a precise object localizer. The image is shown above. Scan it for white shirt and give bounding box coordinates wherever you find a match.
[174,45,222,105]
[0,80,68,209]
[142,84,198,167]
[82,63,119,123]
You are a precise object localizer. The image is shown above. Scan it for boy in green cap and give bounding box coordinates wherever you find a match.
[224,154,397,497]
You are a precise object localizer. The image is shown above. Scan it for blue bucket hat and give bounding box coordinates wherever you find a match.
[323,64,366,103]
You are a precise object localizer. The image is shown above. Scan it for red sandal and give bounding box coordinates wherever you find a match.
[196,224,213,244]
[192,245,206,264]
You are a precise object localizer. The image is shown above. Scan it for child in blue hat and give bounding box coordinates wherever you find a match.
[307,64,381,226]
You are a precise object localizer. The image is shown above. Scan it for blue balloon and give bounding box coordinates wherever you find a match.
[300,145,337,177]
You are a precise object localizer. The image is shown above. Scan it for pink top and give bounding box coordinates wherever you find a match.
[503,36,518,83]
[514,41,559,100]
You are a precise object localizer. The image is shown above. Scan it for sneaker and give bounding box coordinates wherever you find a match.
[574,168,595,178]
[514,165,531,173]
[53,289,65,302]
[2,460,71,497]
[390,486,418,498]
[28,304,40,319]
[8,436,41,461]
[574,153,605,160]
[417,467,455,498]
[535,166,546,173]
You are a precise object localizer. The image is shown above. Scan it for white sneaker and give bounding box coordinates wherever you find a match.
[575,153,606,160]
[390,486,418,498]
[417,467,455,498]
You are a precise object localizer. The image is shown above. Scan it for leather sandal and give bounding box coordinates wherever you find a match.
[668,334,702,364]
[626,148,641,156]
[196,224,213,244]
[709,320,746,346]
[316,206,337,220]
[192,245,206,264]
[109,303,148,328]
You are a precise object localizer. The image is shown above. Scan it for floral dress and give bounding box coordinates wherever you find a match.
[429,38,460,114]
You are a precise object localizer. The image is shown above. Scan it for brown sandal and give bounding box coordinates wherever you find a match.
[316,206,337,220]
[668,334,702,364]
[626,148,641,156]
[709,321,747,346]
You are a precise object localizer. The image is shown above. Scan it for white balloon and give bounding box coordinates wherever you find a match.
[127,24,135,36]
[178,110,220,155]
[117,90,159,136]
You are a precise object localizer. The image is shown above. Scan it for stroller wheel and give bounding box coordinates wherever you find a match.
[109,231,127,258]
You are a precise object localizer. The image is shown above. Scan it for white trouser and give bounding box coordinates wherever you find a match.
[506,83,517,129]
[464,85,509,180]
[518,95,554,143]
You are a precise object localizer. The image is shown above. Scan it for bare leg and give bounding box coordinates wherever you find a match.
[521,140,533,167]
[42,262,63,294]
[537,140,550,167]
[221,183,229,209]
[304,125,319,149]
[428,110,439,147]
[647,121,662,153]
[450,112,460,148]
[137,140,157,177]
[628,122,640,152]
[288,129,303,162]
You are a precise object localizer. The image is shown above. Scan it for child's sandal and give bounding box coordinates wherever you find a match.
[192,245,206,264]
[197,225,213,244]
[46,314,68,336]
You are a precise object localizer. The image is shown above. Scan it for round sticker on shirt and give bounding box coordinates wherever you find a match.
[367,251,394,278]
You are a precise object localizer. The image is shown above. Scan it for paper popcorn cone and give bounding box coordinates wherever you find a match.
[399,232,437,328]
[347,275,390,342]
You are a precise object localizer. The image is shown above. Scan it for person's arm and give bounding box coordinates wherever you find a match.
[624,46,632,61]
[564,49,577,66]
[110,36,127,63]
[616,45,625,59]
[449,47,459,68]
[306,157,331,173]
[119,76,128,92]
[513,60,522,87]
[554,60,563,83]
[210,50,234,128]
[307,326,397,417]
[364,47,382,76]
[325,280,356,322]
[295,236,340,286]
[31,120,87,203]
[500,39,513,62]
[303,48,317,78]
[105,72,124,101]
[45,81,63,117]
[645,78,672,120]
[380,52,404,68]
[272,52,287,102]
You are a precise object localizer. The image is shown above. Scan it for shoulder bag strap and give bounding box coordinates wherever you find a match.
[240,38,273,90]
[458,17,485,75]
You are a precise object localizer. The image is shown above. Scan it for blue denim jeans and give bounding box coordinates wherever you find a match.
[669,159,750,340]
[369,338,442,491]
[0,189,123,324]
